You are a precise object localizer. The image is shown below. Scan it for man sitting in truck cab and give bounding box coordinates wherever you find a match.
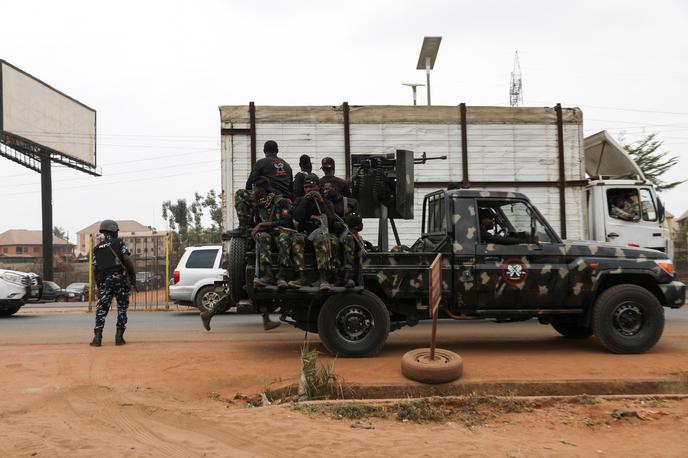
[323,181,363,288]
[610,193,639,221]
[479,207,523,245]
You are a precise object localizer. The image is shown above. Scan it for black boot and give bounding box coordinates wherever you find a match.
[288,270,308,288]
[318,270,332,292]
[115,327,126,346]
[343,269,355,288]
[254,265,274,287]
[276,267,289,289]
[262,312,280,331]
[89,328,102,347]
[200,308,216,331]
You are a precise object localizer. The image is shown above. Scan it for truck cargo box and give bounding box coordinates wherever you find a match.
[220,104,586,245]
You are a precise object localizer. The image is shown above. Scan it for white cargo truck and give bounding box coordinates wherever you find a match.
[219,103,668,252]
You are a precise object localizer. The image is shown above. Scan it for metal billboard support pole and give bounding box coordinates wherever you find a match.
[40,154,53,281]
[165,233,170,310]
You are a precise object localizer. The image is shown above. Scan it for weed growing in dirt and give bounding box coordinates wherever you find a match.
[299,345,342,400]
[296,403,387,420]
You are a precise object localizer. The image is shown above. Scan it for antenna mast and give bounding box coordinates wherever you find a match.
[509,51,523,107]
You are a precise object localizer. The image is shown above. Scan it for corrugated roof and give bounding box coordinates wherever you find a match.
[77,220,150,234]
[0,230,71,246]
[676,209,688,222]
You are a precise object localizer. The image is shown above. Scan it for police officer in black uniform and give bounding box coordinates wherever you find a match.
[90,220,136,347]
[318,157,352,198]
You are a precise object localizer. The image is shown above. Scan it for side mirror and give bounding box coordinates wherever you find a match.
[657,198,666,223]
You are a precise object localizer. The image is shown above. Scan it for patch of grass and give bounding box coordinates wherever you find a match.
[395,400,443,423]
[576,394,600,405]
[299,345,341,400]
[294,402,387,420]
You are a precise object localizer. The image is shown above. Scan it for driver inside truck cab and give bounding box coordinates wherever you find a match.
[478,207,522,245]
[610,193,639,222]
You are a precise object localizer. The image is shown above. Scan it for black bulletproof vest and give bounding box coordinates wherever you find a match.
[94,238,125,274]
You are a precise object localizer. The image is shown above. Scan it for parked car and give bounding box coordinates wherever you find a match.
[169,245,226,312]
[66,282,89,302]
[136,271,162,291]
[41,281,68,302]
[0,269,42,316]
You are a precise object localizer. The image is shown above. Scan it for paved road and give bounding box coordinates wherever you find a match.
[3,307,687,346]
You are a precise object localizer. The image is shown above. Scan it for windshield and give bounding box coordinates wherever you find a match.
[497,201,553,243]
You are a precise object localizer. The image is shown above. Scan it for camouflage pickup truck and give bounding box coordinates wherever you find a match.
[225,187,685,357]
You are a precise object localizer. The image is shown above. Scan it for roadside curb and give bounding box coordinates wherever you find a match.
[269,377,688,399]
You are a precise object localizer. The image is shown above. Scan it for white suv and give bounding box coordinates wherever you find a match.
[0,269,41,316]
[169,245,226,312]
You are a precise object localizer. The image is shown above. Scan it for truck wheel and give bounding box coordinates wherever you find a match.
[228,236,248,304]
[401,348,463,384]
[195,286,221,313]
[592,284,664,354]
[317,290,390,357]
[551,321,593,339]
[0,306,22,317]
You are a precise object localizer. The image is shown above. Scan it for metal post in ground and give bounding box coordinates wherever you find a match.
[88,234,93,313]
[165,233,170,311]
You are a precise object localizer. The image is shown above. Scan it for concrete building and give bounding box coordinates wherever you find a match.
[0,229,74,259]
[76,220,168,258]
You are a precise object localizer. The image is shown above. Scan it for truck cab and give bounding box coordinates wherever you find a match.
[584,131,669,253]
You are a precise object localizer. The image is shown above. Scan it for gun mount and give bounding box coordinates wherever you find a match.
[351,149,446,250]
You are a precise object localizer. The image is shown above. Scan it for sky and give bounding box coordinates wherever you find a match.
[1,0,687,243]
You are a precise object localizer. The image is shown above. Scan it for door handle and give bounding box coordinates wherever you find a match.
[653,233,662,237]
[607,232,619,238]
[484,256,500,262]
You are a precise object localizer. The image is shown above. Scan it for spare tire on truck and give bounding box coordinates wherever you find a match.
[227,236,248,304]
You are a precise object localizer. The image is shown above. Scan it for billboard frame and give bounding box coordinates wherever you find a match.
[0,59,99,176]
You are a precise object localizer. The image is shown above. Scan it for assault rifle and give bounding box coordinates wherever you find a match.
[314,200,334,270]
[333,213,367,256]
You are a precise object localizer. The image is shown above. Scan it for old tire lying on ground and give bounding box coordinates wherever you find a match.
[195,286,221,313]
[592,284,664,354]
[551,321,593,339]
[317,290,390,357]
[401,348,463,384]
[0,306,22,317]
[227,236,248,304]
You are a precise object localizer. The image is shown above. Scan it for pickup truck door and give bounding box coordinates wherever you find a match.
[473,200,569,311]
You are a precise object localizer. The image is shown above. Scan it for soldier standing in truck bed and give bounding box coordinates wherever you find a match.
[234,140,293,229]
[290,174,338,291]
[318,157,352,198]
[292,154,313,200]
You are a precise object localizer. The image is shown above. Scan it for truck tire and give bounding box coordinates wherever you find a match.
[195,286,221,313]
[0,306,22,317]
[401,348,463,384]
[551,321,593,339]
[592,284,664,354]
[228,236,248,304]
[317,290,390,357]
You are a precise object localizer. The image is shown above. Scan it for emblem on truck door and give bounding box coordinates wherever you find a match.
[501,258,528,286]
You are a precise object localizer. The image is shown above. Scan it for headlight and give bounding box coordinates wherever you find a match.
[655,260,674,276]
[1,272,26,285]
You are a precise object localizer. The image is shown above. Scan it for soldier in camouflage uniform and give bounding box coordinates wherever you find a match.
[90,220,136,347]
[234,140,293,229]
[323,181,363,288]
[290,174,338,291]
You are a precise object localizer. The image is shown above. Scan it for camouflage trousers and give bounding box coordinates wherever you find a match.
[94,272,130,330]
[255,231,291,268]
[292,232,339,271]
[234,189,254,226]
[339,233,356,270]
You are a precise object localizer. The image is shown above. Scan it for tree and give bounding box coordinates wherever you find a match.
[162,199,191,241]
[53,226,68,241]
[623,133,685,192]
[162,190,222,247]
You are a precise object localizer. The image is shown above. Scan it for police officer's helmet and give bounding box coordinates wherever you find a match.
[99,219,119,233]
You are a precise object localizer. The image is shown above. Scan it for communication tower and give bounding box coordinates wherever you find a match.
[509,51,523,107]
